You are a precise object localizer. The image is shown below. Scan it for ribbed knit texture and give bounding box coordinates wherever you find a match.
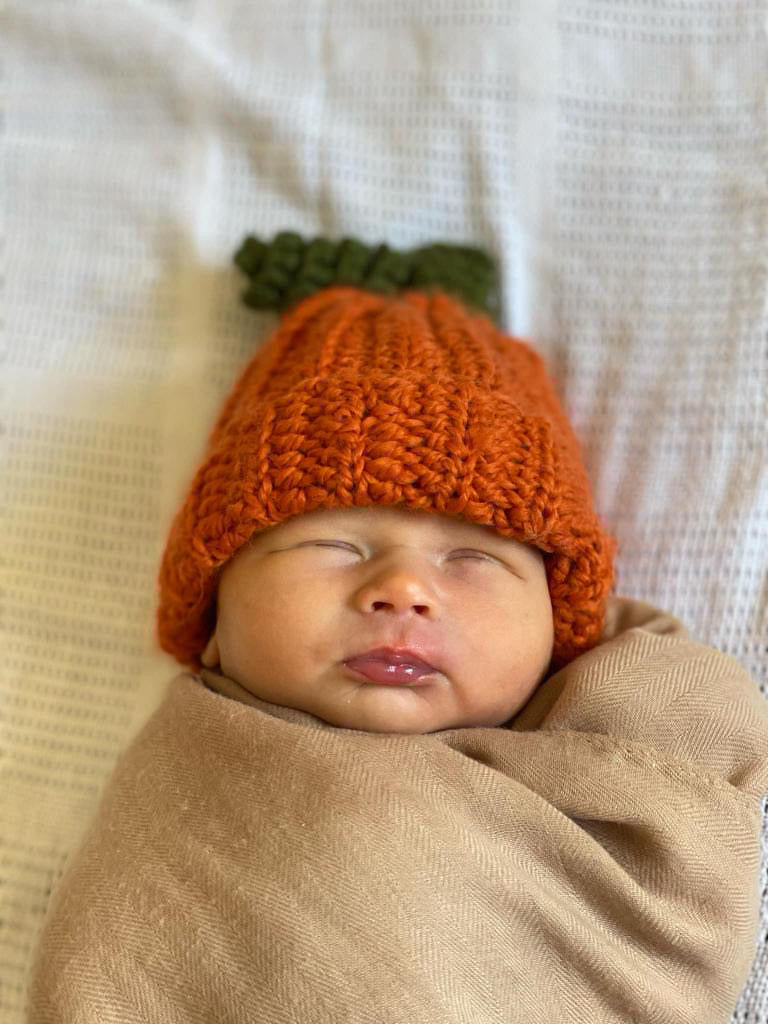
[156,283,617,672]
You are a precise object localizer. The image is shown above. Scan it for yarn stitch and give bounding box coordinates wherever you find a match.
[234,230,503,326]
[156,231,618,675]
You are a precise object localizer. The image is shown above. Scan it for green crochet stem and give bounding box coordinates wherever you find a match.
[233,231,502,327]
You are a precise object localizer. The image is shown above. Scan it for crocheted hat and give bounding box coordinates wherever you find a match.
[156,231,618,674]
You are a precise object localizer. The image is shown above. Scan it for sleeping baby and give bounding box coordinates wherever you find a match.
[197,501,556,736]
[27,234,768,1024]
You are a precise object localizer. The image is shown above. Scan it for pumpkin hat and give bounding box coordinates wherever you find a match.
[156,231,618,674]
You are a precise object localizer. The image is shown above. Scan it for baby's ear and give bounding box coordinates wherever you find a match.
[201,632,220,668]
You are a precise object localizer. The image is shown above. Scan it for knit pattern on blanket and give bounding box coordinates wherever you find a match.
[26,596,768,1024]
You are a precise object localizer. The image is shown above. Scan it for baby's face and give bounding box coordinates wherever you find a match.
[201,505,554,734]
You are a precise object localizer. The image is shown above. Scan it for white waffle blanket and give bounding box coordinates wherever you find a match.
[2,2,767,1021]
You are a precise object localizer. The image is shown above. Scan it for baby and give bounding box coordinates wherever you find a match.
[156,234,617,720]
[27,236,768,1024]
[198,502,555,735]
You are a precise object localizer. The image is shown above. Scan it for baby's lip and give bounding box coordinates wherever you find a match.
[344,646,440,673]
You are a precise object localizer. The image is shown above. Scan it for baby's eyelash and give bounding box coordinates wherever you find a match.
[309,542,495,562]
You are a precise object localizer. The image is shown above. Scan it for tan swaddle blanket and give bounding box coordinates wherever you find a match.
[27,596,768,1023]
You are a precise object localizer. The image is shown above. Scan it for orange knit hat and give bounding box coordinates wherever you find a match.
[156,232,618,674]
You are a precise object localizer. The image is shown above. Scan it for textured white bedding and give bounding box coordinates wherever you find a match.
[2,2,766,1020]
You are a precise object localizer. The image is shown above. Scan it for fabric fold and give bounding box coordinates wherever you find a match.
[27,595,768,1024]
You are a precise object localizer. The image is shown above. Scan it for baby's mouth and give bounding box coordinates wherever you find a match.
[342,656,437,686]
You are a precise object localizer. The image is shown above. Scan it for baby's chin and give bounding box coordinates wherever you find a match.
[307,687,477,735]
[315,710,446,735]
[225,664,499,733]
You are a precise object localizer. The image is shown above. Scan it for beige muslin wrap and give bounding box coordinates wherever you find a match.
[27,596,768,1023]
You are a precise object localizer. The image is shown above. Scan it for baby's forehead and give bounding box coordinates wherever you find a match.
[277,504,480,535]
